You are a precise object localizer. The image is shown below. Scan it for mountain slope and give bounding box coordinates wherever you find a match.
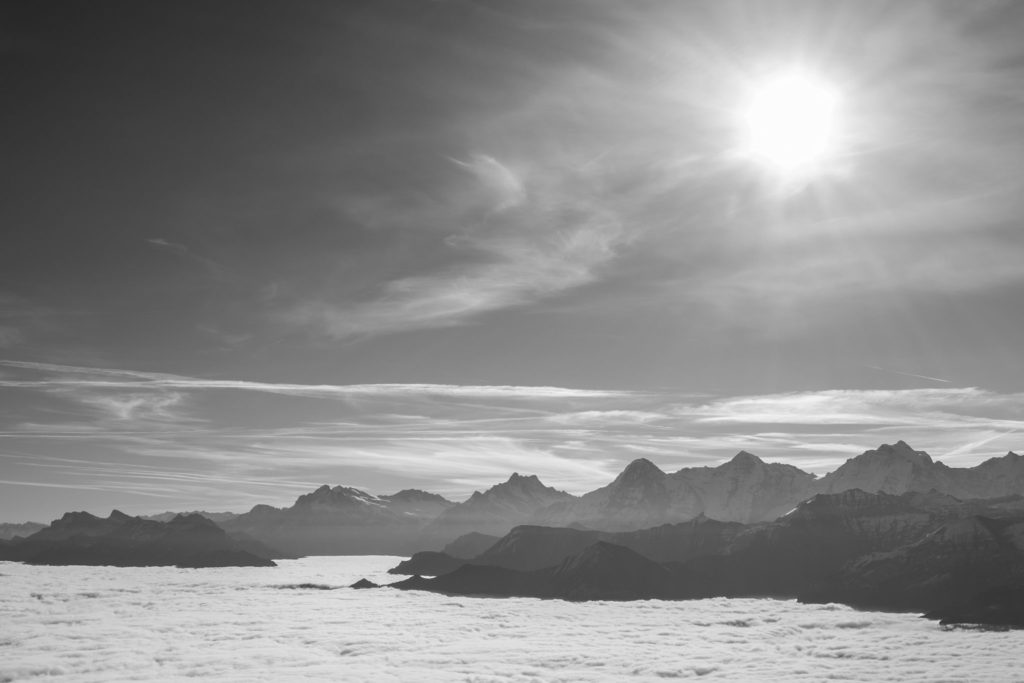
[817,442,1024,500]
[424,473,575,541]
[532,453,817,530]
[0,521,46,540]
[0,511,278,567]
[222,485,454,555]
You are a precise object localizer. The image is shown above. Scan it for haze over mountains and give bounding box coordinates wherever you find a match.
[221,486,454,556]
[7,441,1021,559]
[207,441,1024,555]
[3,440,1024,626]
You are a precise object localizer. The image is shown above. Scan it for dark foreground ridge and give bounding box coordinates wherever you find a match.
[384,489,1024,628]
[0,510,283,568]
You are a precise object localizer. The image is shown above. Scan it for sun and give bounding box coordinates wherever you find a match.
[739,70,841,177]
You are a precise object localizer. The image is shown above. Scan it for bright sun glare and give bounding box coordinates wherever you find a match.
[740,70,841,176]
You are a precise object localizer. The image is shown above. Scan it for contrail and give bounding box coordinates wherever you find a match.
[944,431,1016,459]
[862,365,951,384]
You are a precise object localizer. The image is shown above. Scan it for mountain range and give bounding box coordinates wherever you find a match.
[385,488,1024,626]
[221,441,1024,554]
[0,511,282,567]
[5,441,1024,559]
[4,439,1024,627]
[220,486,454,555]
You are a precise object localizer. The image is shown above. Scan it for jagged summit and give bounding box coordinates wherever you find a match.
[504,473,544,488]
[614,458,665,483]
[875,441,933,464]
[386,488,446,500]
[726,450,764,467]
[465,473,567,502]
[423,473,575,540]
[295,484,381,506]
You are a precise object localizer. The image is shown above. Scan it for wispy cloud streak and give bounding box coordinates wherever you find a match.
[0,360,630,400]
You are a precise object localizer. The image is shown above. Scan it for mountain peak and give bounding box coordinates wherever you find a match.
[291,484,384,510]
[506,473,540,485]
[872,441,933,464]
[385,489,448,501]
[615,458,665,482]
[466,473,566,502]
[727,451,763,467]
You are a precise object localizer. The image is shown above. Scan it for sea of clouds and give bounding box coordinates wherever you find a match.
[1,556,1021,682]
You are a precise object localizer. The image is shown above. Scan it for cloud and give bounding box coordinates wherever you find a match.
[862,366,951,384]
[450,154,526,211]
[73,391,187,422]
[1,558,1020,682]
[0,360,630,401]
[682,388,1024,429]
[286,150,627,339]
[145,238,230,279]
[546,410,670,426]
[3,359,1023,511]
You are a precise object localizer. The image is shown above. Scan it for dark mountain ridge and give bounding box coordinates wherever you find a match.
[387,488,1024,627]
[0,510,280,567]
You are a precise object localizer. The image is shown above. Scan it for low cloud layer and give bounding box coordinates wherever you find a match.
[2,556,1020,682]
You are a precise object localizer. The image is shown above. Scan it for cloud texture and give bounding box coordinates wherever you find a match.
[1,556,1020,682]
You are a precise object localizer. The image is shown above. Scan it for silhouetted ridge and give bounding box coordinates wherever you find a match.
[0,510,279,567]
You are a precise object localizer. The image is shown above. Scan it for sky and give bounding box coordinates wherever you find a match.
[2,0,1024,521]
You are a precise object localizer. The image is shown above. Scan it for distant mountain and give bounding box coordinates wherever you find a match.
[391,489,1024,626]
[142,510,238,524]
[532,453,816,530]
[530,442,1024,533]
[9,440,1022,558]
[442,532,500,559]
[532,459,674,532]
[820,441,1024,499]
[0,521,45,540]
[423,473,575,541]
[222,485,454,555]
[388,551,467,577]
[805,513,1024,618]
[0,511,278,567]
[390,517,747,576]
[674,452,818,522]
